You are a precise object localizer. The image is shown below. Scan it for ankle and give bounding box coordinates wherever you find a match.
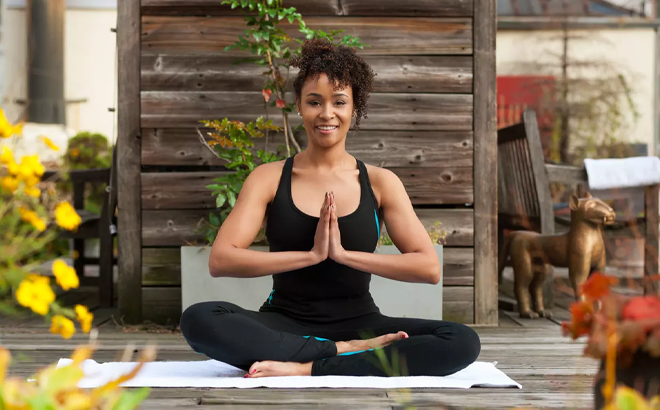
[335,341,350,355]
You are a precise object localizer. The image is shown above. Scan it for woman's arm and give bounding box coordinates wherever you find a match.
[332,168,441,284]
[208,162,328,278]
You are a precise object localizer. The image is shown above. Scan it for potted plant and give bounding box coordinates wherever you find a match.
[561,272,660,409]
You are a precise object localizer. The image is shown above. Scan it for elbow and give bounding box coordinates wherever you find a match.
[208,247,229,278]
[426,259,442,285]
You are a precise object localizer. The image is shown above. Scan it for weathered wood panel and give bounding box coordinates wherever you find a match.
[141,91,473,130]
[473,0,498,326]
[143,248,182,286]
[117,0,142,324]
[141,208,474,247]
[141,166,471,211]
[141,55,473,94]
[141,0,474,17]
[442,286,473,324]
[142,16,473,56]
[143,287,182,324]
[142,128,473,168]
[140,284,473,325]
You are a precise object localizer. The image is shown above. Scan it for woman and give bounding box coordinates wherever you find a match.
[180,38,481,378]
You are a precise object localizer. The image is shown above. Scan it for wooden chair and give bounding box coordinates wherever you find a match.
[497,109,558,308]
[498,109,660,301]
[42,147,118,307]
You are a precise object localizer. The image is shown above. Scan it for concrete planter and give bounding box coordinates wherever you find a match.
[181,244,443,320]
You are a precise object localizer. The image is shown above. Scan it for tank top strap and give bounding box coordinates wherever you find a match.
[356,159,379,212]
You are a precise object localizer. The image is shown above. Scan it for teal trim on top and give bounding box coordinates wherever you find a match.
[374,209,380,237]
[267,289,275,305]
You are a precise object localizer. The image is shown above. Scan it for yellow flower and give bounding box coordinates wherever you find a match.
[70,148,80,158]
[24,174,40,188]
[15,277,55,315]
[53,259,79,291]
[0,146,14,164]
[17,155,44,179]
[0,176,18,193]
[75,305,94,333]
[40,135,60,151]
[50,315,75,339]
[24,186,41,198]
[55,202,81,231]
[6,161,18,175]
[19,206,46,231]
[0,109,23,139]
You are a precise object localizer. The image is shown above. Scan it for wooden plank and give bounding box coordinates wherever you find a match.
[141,168,471,211]
[117,0,142,324]
[141,55,473,94]
[142,16,473,56]
[644,184,659,294]
[143,287,182,325]
[140,91,473,131]
[141,0,474,17]
[141,128,474,168]
[143,247,182,286]
[443,286,473,324]
[472,0,498,326]
[545,163,587,185]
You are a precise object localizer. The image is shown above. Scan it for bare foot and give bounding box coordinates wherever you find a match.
[245,361,313,378]
[336,331,409,355]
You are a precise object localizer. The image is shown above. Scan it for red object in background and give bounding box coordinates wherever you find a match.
[497,76,557,130]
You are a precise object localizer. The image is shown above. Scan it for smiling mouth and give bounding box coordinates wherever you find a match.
[316,126,338,131]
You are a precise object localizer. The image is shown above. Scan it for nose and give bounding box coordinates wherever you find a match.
[319,103,334,120]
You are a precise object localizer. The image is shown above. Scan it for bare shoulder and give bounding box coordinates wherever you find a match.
[241,159,286,200]
[363,163,406,208]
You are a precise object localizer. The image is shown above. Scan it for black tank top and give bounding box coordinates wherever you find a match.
[259,154,382,323]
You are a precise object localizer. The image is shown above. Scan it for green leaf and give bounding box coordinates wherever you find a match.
[216,193,227,208]
[253,31,262,42]
[228,190,237,207]
[240,0,248,8]
[209,213,220,227]
[110,388,151,410]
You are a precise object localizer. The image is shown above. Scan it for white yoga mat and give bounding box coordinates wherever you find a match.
[55,358,522,389]
[584,156,660,190]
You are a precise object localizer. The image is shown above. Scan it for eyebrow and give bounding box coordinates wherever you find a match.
[306,93,349,98]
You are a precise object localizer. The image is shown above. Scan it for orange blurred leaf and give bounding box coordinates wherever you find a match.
[622,296,660,321]
[262,89,272,102]
[580,272,618,301]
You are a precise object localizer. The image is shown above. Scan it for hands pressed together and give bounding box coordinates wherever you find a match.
[310,191,346,264]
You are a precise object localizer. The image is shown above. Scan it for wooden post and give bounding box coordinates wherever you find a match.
[644,184,659,295]
[117,0,142,323]
[473,0,498,325]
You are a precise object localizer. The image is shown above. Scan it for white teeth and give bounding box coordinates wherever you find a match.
[317,126,337,130]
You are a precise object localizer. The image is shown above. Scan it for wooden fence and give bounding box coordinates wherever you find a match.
[117,0,497,326]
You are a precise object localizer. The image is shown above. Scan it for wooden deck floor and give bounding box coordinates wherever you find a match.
[0,282,600,410]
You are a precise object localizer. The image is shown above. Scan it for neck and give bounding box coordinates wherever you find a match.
[298,139,353,170]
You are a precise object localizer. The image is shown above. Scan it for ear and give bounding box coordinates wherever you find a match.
[584,191,593,199]
[569,194,580,211]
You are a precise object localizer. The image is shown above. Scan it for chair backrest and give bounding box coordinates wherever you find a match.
[497,109,555,234]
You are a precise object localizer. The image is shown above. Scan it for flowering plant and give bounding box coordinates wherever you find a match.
[0,344,154,410]
[561,273,660,361]
[0,107,91,338]
[562,272,660,408]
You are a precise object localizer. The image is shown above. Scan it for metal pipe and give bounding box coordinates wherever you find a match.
[27,0,65,124]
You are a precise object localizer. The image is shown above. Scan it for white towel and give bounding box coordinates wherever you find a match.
[54,359,522,389]
[584,156,660,190]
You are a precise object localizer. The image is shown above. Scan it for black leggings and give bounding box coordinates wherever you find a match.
[180,301,481,377]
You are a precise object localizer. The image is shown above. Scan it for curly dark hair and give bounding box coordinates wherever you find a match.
[288,38,376,131]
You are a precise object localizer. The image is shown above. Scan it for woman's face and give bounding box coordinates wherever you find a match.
[296,73,354,148]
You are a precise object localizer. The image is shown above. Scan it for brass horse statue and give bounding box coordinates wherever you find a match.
[499,193,616,318]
